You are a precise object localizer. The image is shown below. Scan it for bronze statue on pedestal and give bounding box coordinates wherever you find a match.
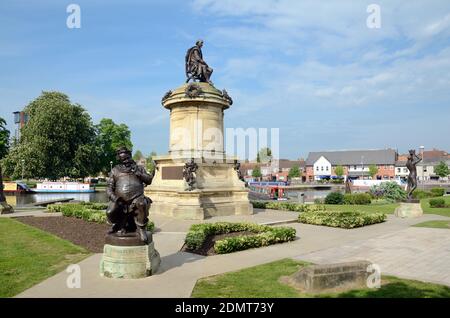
[185,40,213,84]
[106,147,153,244]
[406,149,422,201]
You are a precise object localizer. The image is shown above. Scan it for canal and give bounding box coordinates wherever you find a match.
[5,191,109,207]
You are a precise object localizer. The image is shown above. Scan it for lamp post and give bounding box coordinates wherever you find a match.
[110,161,113,173]
[419,145,424,189]
[361,155,364,180]
[21,159,25,181]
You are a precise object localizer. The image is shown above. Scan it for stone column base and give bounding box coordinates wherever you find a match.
[0,202,14,214]
[394,202,423,218]
[100,233,160,279]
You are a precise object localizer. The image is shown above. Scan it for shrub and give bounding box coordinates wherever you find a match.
[412,190,431,199]
[314,198,324,204]
[298,210,386,229]
[370,182,406,202]
[251,201,326,212]
[324,192,344,204]
[430,188,445,197]
[47,202,155,231]
[343,193,372,205]
[429,198,446,208]
[184,222,296,253]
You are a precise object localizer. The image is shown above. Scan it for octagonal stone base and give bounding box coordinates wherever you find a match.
[100,233,160,279]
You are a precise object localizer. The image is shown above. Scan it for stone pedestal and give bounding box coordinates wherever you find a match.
[281,261,372,294]
[100,233,160,279]
[146,82,253,220]
[0,202,13,214]
[394,202,423,218]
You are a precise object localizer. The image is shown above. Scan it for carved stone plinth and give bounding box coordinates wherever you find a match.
[100,232,160,279]
[394,202,423,218]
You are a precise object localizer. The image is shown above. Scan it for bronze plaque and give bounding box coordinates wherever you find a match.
[162,166,184,180]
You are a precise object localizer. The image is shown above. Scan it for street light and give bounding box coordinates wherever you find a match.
[110,161,113,172]
[21,159,25,180]
[419,145,425,189]
[361,155,364,180]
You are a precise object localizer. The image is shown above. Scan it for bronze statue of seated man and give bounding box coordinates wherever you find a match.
[106,147,153,244]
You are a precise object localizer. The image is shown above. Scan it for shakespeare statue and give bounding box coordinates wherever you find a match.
[106,147,153,244]
[406,149,422,200]
[183,158,198,191]
[0,166,13,214]
[185,40,213,84]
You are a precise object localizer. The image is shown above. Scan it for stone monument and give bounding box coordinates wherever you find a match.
[395,149,423,218]
[146,40,253,220]
[100,147,160,279]
[0,167,14,215]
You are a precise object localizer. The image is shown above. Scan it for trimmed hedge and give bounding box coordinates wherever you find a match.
[184,222,296,254]
[324,192,344,204]
[343,193,372,205]
[429,198,448,208]
[414,188,446,199]
[298,210,386,229]
[47,202,155,231]
[251,201,326,212]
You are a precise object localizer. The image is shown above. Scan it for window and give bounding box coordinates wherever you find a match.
[316,166,319,171]
[354,165,357,170]
[404,168,408,173]
[326,166,329,171]
[321,166,324,171]
[424,167,428,172]
[397,168,401,173]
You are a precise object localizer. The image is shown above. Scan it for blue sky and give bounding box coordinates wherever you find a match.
[1,0,450,159]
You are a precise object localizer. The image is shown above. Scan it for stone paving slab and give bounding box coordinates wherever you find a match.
[16,212,450,297]
[295,227,450,286]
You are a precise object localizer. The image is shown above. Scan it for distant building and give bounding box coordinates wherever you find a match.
[396,148,450,181]
[305,149,397,182]
[239,159,305,182]
[12,111,29,140]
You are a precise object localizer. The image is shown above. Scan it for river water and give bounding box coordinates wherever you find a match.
[5,191,109,207]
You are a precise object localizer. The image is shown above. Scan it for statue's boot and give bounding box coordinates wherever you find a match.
[138,225,149,244]
[108,223,122,234]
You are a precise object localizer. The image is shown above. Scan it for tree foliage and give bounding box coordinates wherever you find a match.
[369,164,379,178]
[334,165,344,178]
[146,151,157,175]
[257,147,272,163]
[0,117,10,159]
[133,150,144,161]
[288,165,301,179]
[252,166,262,178]
[434,161,450,178]
[95,118,133,174]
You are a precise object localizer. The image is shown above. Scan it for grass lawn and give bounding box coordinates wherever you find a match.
[191,259,450,298]
[413,220,450,229]
[0,218,90,298]
[321,202,399,214]
[421,196,450,217]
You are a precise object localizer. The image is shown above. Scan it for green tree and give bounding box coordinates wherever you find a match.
[434,161,450,179]
[0,117,10,159]
[133,150,144,161]
[96,118,133,174]
[334,165,344,178]
[252,166,262,179]
[369,164,379,178]
[2,92,98,179]
[257,147,272,163]
[146,151,157,174]
[288,165,301,179]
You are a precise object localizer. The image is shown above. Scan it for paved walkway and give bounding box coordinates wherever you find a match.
[16,212,450,297]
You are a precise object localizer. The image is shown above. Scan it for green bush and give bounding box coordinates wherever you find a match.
[429,198,447,208]
[324,192,344,204]
[430,188,445,197]
[412,190,431,199]
[343,193,372,205]
[184,222,296,253]
[298,210,386,228]
[370,182,406,202]
[47,202,155,231]
[314,198,324,204]
[251,201,326,212]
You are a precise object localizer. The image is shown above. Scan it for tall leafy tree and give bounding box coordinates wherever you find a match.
[146,151,157,174]
[0,117,10,159]
[288,165,301,179]
[369,164,379,178]
[2,92,98,179]
[133,150,144,161]
[434,161,450,179]
[252,166,262,179]
[334,165,344,178]
[257,147,272,163]
[96,118,133,174]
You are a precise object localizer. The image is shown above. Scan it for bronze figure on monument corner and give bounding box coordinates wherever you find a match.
[183,158,198,191]
[0,166,14,214]
[106,147,153,244]
[185,40,213,84]
[406,149,422,201]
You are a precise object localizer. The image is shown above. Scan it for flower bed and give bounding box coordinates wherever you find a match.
[184,222,296,254]
[47,202,155,231]
[298,210,386,229]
